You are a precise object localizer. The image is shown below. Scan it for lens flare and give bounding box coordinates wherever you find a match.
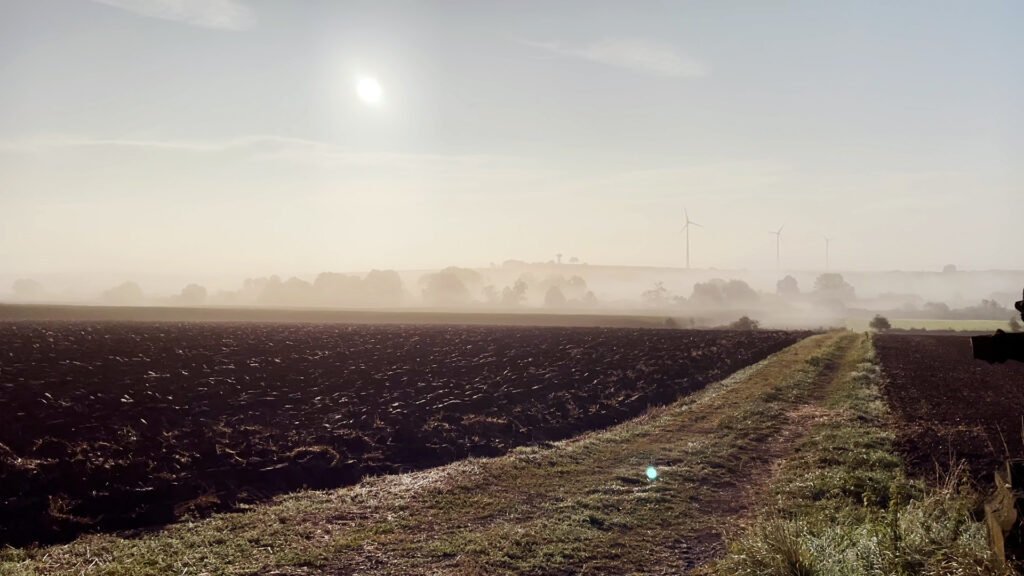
[645,466,658,480]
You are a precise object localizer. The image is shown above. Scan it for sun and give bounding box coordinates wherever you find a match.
[356,77,383,105]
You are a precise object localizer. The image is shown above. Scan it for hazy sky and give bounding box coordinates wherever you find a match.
[1,0,1021,284]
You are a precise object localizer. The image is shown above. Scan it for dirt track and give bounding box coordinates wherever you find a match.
[875,333,1024,483]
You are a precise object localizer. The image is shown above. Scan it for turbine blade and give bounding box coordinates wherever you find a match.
[691,221,703,228]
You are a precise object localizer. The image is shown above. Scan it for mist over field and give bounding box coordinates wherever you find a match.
[1,0,1020,328]
[4,260,1023,331]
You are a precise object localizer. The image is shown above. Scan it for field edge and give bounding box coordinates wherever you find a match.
[708,334,1010,576]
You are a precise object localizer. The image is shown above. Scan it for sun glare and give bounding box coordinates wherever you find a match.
[356,77,383,105]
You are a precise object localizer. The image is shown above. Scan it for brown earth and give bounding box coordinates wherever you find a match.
[0,321,807,546]
[875,333,1024,484]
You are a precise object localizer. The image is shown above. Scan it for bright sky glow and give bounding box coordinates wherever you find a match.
[356,77,382,105]
[0,1,1021,285]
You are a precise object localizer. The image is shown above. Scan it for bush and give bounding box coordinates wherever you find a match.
[1010,316,1022,333]
[729,316,760,331]
[869,314,892,332]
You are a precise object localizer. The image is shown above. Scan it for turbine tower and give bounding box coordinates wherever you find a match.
[681,209,703,269]
[825,237,831,270]
[769,225,784,271]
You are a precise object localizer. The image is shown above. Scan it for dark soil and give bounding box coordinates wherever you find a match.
[0,322,807,545]
[875,333,1024,484]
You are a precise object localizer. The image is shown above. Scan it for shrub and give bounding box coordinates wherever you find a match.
[729,316,760,331]
[868,315,892,332]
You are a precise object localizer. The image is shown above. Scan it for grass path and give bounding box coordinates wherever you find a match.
[3,332,858,576]
[710,334,1006,576]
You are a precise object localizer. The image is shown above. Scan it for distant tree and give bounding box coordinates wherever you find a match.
[538,274,566,293]
[1009,316,1022,333]
[942,264,958,274]
[689,278,757,307]
[565,275,588,299]
[813,273,856,302]
[312,272,363,306]
[211,289,241,305]
[501,279,529,307]
[959,299,1011,320]
[239,276,276,304]
[252,276,283,305]
[728,316,760,330]
[642,282,671,307]
[569,256,580,264]
[723,279,758,304]
[869,314,892,332]
[261,277,313,306]
[544,286,567,308]
[581,291,598,306]
[438,267,483,290]
[923,301,951,317]
[421,270,472,306]
[101,281,144,306]
[363,269,404,306]
[481,285,499,305]
[177,284,207,306]
[776,275,799,298]
[11,278,44,300]
[690,280,725,307]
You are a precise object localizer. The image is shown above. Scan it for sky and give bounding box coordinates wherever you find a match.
[1,0,1022,288]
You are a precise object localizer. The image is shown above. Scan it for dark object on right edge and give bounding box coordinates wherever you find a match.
[972,289,1024,363]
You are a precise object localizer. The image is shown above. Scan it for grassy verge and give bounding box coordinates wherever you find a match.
[2,333,849,576]
[845,318,1009,332]
[711,334,1010,576]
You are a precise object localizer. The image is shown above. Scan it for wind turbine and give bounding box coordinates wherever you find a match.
[681,209,703,269]
[769,225,784,271]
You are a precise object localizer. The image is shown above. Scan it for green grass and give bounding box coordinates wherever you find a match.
[845,317,1009,332]
[711,334,1011,576]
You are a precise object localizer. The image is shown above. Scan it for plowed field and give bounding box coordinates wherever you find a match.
[875,333,1024,482]
[0,322,807,545]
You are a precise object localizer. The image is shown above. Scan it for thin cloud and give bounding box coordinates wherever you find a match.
[89,0,255,30]
[0,134,542,174]
[524,38,707,78]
